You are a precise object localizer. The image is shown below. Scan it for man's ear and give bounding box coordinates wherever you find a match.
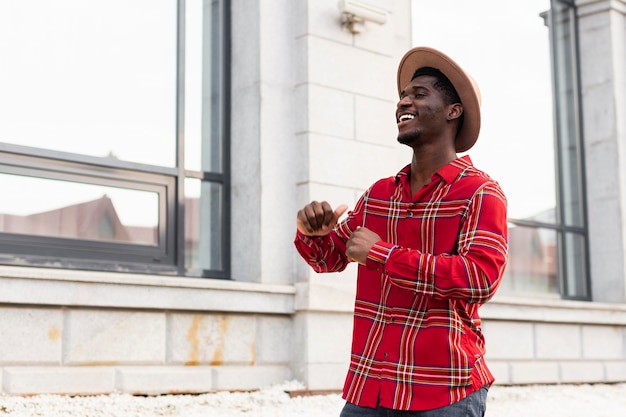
[447,103,463,121]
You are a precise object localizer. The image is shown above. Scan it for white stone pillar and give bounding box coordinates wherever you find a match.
[576,0,626,302]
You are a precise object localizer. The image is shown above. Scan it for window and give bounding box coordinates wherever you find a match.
[0,0,230,277]
[505,0,589,300]
[412,0,589,299]
[547,0,589,299]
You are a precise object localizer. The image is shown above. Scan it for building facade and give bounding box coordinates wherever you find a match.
[0,0,625,395]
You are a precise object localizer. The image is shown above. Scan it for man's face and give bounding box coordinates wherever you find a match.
[396,75,453,147]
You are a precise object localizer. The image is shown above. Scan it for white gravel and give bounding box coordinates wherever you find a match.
[0,381,624,417]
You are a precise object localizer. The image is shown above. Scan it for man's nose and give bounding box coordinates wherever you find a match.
[397,95,412,107]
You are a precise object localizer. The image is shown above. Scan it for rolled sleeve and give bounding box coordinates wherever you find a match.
[366,241,397,270]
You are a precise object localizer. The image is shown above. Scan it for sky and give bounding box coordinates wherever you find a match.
[0,0,556,227]
[412,0,556,220]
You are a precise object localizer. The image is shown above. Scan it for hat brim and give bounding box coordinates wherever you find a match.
[397,47,481,153]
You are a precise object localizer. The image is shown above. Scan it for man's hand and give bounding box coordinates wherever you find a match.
[346,227,381,265]
[297,201,348,237]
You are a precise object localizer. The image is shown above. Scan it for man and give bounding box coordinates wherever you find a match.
[294,47,508,416]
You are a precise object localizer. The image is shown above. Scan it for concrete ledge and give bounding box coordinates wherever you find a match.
[488,360,626,385]
[3,366,116,395]
[211,365,292,391]
[509,361,561,385]
[2,365,292,395]
[487,360,511,385]
[605,361,626,381]
[298,363,347,391]
[483,295,626,325]
[560,361,605,383]
[576,0,626,17]
[116,366,213,395]
[0,266,295,314]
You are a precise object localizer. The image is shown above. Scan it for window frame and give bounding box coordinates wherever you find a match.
[0,0,231,278]
[507,0,590,300]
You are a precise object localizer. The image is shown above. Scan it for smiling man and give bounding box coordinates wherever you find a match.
[294,47,508,417]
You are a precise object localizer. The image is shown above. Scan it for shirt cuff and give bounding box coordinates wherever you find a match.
[366,241,397,270]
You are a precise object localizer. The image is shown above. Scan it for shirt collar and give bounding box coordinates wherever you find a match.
[395,155,473,185]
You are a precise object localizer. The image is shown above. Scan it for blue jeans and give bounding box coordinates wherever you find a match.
[339,386,488,417]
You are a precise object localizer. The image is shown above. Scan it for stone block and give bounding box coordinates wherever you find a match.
[308,133,400,191]
[168,313,256,366]
[255,316,292,365]
[211,365,291,391]
[482,321,534,359]
[0,307,62,364]
[116,366,212,395]
[510,361,559,384]
[295,279,356,313]
[355,95,398,147]
[582,325,624,359]
[307,37,395,100]
[584,82,618,143]
[300,362,347,391]
[299,182,361,220]
[296,312,352,363]
[604,360,626,382]
[64,309,166,365]
[487,360,511,385]
[535,323,581,359]
[307,85,354,139]
[3,366,115,395]
[559,361,605,383]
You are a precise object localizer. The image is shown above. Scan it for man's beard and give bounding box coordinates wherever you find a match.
[397,129,421,146]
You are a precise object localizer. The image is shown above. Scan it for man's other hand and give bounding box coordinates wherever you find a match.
[346,227,381,265]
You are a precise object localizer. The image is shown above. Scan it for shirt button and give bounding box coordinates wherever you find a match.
[383,352,388,357]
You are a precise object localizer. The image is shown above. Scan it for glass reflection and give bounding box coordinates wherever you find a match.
[551,0,584,227]
[184,178,222,271]
[184,0,223,173]
[501,225,559,295]
[563,232,587,298]
[0,173,159,245]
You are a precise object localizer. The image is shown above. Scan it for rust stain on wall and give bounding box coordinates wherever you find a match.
[185,316,204,366]
[48,326,61,342]
[210,316,229,366]
[250,340,256,365]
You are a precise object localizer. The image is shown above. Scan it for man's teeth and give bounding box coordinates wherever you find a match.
[399,114,414,122]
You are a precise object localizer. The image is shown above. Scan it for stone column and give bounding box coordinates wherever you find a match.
[289,0,412,389]
[576,0,626,303]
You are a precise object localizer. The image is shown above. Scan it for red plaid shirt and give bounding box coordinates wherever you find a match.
[294,156,508,411]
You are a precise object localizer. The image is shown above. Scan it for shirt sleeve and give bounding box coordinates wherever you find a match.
[369,182,508,304]
[293,189,369,273]
[293,231,348,273]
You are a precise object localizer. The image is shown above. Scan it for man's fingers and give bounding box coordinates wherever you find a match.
[297,201,349,236]
[311,202,326,230]
[320,201,334,227]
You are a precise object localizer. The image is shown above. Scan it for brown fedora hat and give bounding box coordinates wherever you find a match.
[397,46,481,152]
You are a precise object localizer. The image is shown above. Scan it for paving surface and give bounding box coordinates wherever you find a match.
[0,381,624,416]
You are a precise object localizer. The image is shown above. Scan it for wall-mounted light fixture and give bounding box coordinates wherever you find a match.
[338,0,387,34]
